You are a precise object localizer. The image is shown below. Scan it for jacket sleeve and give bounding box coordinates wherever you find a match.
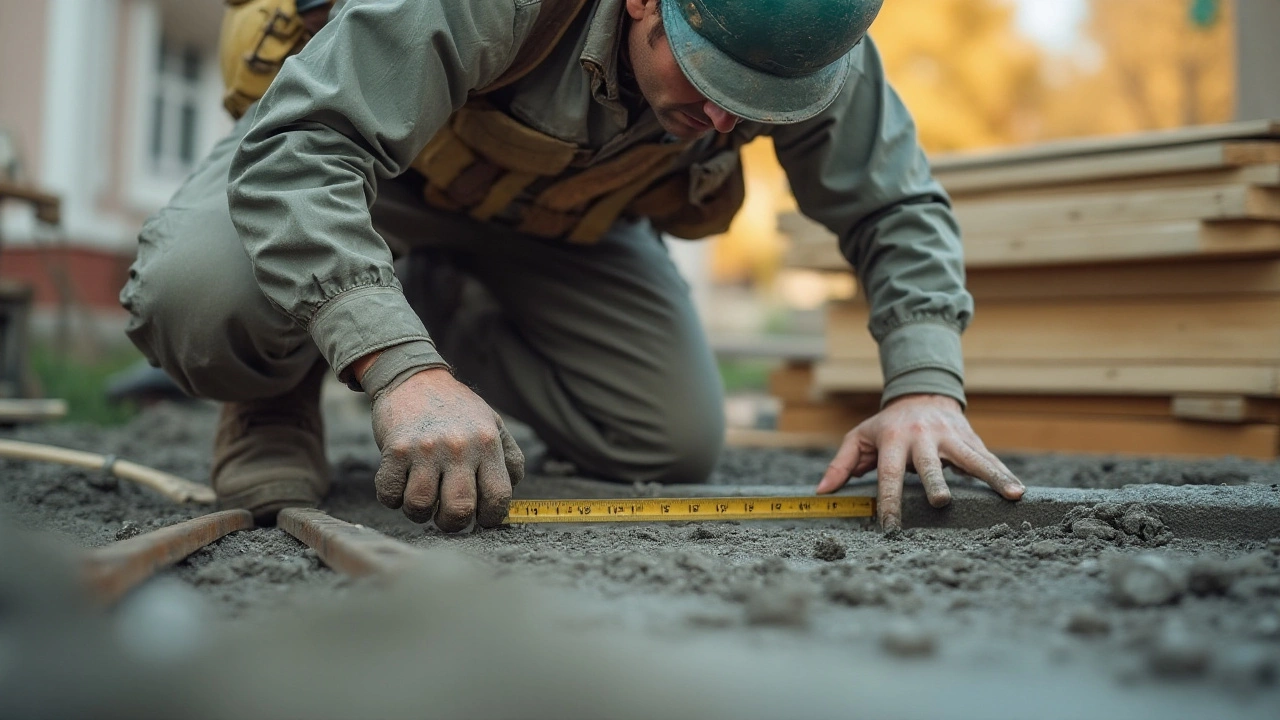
[770,37,973,408]
[226,0,538,393]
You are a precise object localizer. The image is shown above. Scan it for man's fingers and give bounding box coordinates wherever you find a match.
[434,465,479,533]
[476,456,513,529]
[943,439,1026,501]
[912,444,951,509]
[496,415,526,487]
[817,435,862,494]
[401,462,442,524]
[373,452,410,509]
[876,440,909,532]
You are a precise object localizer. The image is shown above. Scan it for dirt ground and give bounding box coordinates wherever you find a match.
[3,396,1280,719]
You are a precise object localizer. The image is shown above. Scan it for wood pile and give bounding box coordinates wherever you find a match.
[778,120,1280,459]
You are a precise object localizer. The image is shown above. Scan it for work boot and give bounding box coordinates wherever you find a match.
[211,361,330,524]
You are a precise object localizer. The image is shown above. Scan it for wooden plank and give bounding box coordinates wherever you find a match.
[955,185,1280,235]
[826,296,1280,363]
[725,427,842,449]
[962,260,1280,301]
[768,363,820,404]
[785,219,1280,271]
[967,220,1280,268]
[933,141,1280,194]
[813,360,1280,397]
[278,507,424,579]
[0,180,61,224]
[779,394,1280,428]
[949,164,1280,202]
[777,403,1278,459]
[0,398,67,424]
[968,414,1279,460]
[82,510,254,605]
[1170,395,1280,423]
[930,120,1280,173]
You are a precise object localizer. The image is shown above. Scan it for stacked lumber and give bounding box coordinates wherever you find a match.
[779,120,1280,459]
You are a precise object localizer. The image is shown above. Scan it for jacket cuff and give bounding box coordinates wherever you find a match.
[355,340,451,399]
[308,285,442,379]
[878,322,966,408]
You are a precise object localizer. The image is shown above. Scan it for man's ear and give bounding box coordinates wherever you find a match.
[624,0,652,22]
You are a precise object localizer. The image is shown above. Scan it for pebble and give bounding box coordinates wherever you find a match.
[813,536,847,562]
[1070,518,1119,542]
[1109,554,1188,606]
[1063,606,1112,637]
[1146,621,1211,679]
[825,575,885,607]
[1020,521,1034,533]
[880,620,937,658]
[1254,614,1280,639]
[743,588,810,629]
[1030,540,1061,559]
[115,521,142,541]
[1215,645,1278,689]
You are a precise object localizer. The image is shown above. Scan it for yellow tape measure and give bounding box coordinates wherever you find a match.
[504,496,874,524]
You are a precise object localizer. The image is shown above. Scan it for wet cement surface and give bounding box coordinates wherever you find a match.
[3,400,1280,718]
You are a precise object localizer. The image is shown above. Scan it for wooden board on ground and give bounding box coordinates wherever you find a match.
[953,185,1280,235]
[826,296,1280,364]
[813,361,1280,398]
[933,141,1280,195]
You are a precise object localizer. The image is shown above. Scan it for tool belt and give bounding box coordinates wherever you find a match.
[218,0,745,242]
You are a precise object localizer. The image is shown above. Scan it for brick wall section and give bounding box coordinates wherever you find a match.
[0,246,131,313]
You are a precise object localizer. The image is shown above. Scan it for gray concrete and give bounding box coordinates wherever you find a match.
[516,475,1280,541]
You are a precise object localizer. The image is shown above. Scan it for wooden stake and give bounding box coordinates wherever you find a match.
[0,438,216,504]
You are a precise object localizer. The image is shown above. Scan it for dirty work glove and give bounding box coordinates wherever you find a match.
[369,367,524,531]
[815,394,1025,533]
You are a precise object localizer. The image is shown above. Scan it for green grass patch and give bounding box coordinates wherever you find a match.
[717,358,777,394]
[28,343,144,426]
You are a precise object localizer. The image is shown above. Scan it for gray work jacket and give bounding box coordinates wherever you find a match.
[227,0,973,405]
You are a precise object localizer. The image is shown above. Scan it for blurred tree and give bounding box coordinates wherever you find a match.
[711,0,1044,283]
[1041,0,1235,137]
[872,0,1046,152]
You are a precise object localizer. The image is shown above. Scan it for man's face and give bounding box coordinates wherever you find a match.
[625,0,740,139]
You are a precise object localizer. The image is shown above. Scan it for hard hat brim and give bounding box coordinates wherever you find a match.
[660,1,852,125]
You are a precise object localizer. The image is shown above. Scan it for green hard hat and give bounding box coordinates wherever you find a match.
[661,0,884,124]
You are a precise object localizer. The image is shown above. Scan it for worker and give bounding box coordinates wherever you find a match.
[120,0,1025,532]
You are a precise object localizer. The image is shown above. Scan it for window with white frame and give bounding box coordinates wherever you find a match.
[147,38,204,179]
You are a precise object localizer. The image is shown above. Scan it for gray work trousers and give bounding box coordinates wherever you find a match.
[121,115,725,485]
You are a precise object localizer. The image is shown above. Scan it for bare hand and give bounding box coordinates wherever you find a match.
[370,368,524,531]
[815,394,1024,532]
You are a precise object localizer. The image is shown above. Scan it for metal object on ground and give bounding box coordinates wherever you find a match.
[504,495,874,524]
[0,438,216,504]
[82,509,253,604]
[278,507,424,578]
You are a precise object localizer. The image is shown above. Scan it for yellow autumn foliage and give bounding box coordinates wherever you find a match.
[711,0,1238,284]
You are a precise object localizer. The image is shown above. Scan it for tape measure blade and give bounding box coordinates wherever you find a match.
[504,496,873,524]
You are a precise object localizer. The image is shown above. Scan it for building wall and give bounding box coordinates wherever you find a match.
[0,0,50,186]
[1,0,227,313]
